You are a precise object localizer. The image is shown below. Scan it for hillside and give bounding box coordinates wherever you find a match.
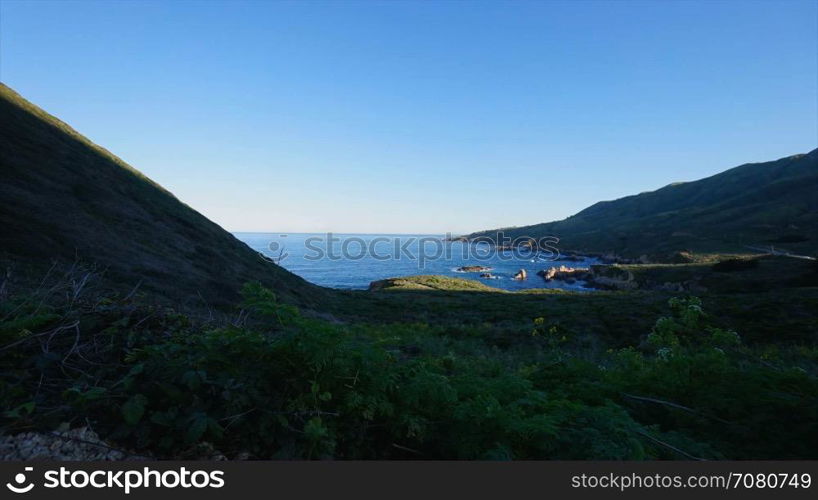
[1,84,817,461]
[464,150,818,259]
[0,84,321,308]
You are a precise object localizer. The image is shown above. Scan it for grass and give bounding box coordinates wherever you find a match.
[1,269,816,459]
[620,255,818,293]
[326,258,818,348]
[369,275,509,292]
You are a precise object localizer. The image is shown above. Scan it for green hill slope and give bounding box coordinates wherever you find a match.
[0,84,321,308]
[465,150,818,259]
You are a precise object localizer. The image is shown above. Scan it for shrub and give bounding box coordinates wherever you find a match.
[1,282,816,459]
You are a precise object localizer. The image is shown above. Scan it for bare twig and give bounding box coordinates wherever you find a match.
[232,308,248,328]
[0,320,80,352]
[623,393,731,424]
[61,323,82,363]
[44,321,81,354]
[219,408,257,430]
[131,311,156,330]
[123,280,143,302]
[0,261,58,322]
[0,267,10,302]
[391,443,422,455]
[634,429,707,461]
[69,271,93,304]
[196,290,214,323]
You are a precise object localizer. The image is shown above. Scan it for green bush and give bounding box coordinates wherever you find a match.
[1,285,816,459]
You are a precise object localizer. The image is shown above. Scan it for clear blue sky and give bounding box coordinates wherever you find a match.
[1,0,816,234]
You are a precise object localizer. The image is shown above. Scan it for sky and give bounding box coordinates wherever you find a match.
[1,0,816,234]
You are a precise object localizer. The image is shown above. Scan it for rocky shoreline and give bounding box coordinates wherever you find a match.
[534,263,708,292]
[372,242,720,292]
[455,265,492,273]
[448,237,707,266]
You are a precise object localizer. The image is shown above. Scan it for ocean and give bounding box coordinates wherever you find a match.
[234,233,598,291]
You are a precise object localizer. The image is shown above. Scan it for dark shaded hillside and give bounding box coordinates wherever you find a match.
[465,150,818,259]
[0,84,322,308]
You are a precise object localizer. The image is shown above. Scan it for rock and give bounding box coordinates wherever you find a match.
[479,272,493,278]
[512,269,527,280]
[537,265,590,281]
[0,427,142,460]
[456,265,492,273]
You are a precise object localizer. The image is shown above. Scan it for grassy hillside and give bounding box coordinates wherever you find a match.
[464,150,818,259]
[0,84,321,309]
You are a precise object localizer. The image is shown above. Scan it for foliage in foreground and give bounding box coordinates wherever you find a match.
[1,280,817,459]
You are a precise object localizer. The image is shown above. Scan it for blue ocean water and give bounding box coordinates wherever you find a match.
[234,233,598,291]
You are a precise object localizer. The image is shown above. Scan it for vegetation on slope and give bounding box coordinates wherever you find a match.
[464,150,818,259]
[616,254,818,293]
[337,263,818,346]
[369,275,506,292]
[1,271,816,459]
[0,84,320,309]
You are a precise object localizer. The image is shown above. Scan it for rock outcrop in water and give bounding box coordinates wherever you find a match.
[457,265,492,272]
[538,265,591,282]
